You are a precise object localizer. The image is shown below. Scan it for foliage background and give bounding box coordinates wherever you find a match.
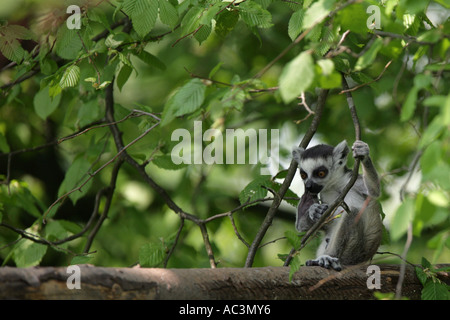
[0,0,449,283]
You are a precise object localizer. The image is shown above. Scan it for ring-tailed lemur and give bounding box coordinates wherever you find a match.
[292,140,383,271]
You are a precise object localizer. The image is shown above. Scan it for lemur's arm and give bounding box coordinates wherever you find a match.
[352,140,380,198]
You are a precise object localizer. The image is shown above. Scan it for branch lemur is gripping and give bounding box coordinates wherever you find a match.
[293,140,383,271]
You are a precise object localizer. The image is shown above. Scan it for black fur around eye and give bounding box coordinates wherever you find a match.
[300,170,307,180]
[313,166,328,178]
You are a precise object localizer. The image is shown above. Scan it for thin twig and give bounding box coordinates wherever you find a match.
[84,159,123,253]
[163,217,185,268]
[229,214,250,248]
[339,60,393,94]
[395,223,413,299]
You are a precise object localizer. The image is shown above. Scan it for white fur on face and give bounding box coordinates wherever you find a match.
[299,157,333,180]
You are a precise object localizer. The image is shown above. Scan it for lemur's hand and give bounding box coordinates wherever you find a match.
[352,140,370,160]
[307,203,328,222]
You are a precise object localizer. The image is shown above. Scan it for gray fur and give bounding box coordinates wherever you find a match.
[293,140,383,271]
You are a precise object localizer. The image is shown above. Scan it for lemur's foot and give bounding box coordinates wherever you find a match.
[306,255,342,271]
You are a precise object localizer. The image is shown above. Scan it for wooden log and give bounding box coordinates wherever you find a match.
[0,264,448,300]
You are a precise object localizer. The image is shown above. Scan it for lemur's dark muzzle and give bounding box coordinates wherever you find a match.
[305,180,323,194]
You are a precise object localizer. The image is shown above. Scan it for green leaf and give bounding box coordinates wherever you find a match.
[117,64,133,91]
[58,156,93,205]
[70,255,93,265]
[54,27,82,60]
[421,281,450,300]
[0,132,10,153]
[239,1,273,29]
[200,2,225,25]
[303,0,335,29]
[355,38,384,71]
[413,74,432,89]
[159,0,179,28]
[417,29,441,44]
[390,198,414,241]
[421,257,432,269]
[161,78,207,126]
[123,0,158,37]
[152,155,188,170]
[399,0,430,15]
[0,37,25,63]
[269,182,299,207]
[0,24,34,63]
[420,141,441,174]
[40,57,58,76]
[0,24,33,40]
[105,32,130,49]
[13,238,47,268]
[400,87,418,122]
[77,99,102,127]
[88,7,111,29]
[238,176,271,207]
[288,9,304,41]
[59,65,80,89]
[289,255,302,282]
[33,86,62,120]
[279,51,315,103]
[317,59,341,88]
[418,116,445,148]
[423,95,447,107]
[334,3,367,35]
[221,86,246,111]
[118,52,133,68]
[194,23,212,45]
[139,242,165,267]
[285,230,303,250]
[209,62,223,79]
[415,266,428,286]
[136,50,166,70]
[427,231,449,263]
[215,9,239,39]
[172,79,206,116]
[2,181,43,218]
[180,6,204,36]
[44,220,70,248]
[319,71,341,89]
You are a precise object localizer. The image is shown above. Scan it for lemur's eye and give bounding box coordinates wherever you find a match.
[300,171,307,180]
[314,169,328,178]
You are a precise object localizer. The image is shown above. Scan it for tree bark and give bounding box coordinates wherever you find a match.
[0,264,448,300]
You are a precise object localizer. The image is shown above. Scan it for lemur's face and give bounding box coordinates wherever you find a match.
[293,141,349,195]
[298,156,333,194]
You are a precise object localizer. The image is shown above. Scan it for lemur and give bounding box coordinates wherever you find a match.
[292,140,383,271]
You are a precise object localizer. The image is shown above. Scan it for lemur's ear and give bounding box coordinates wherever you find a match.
[332,140,349,166]
[292,147,305,164]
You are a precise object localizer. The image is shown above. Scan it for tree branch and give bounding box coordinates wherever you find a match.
[2,264,445,300]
